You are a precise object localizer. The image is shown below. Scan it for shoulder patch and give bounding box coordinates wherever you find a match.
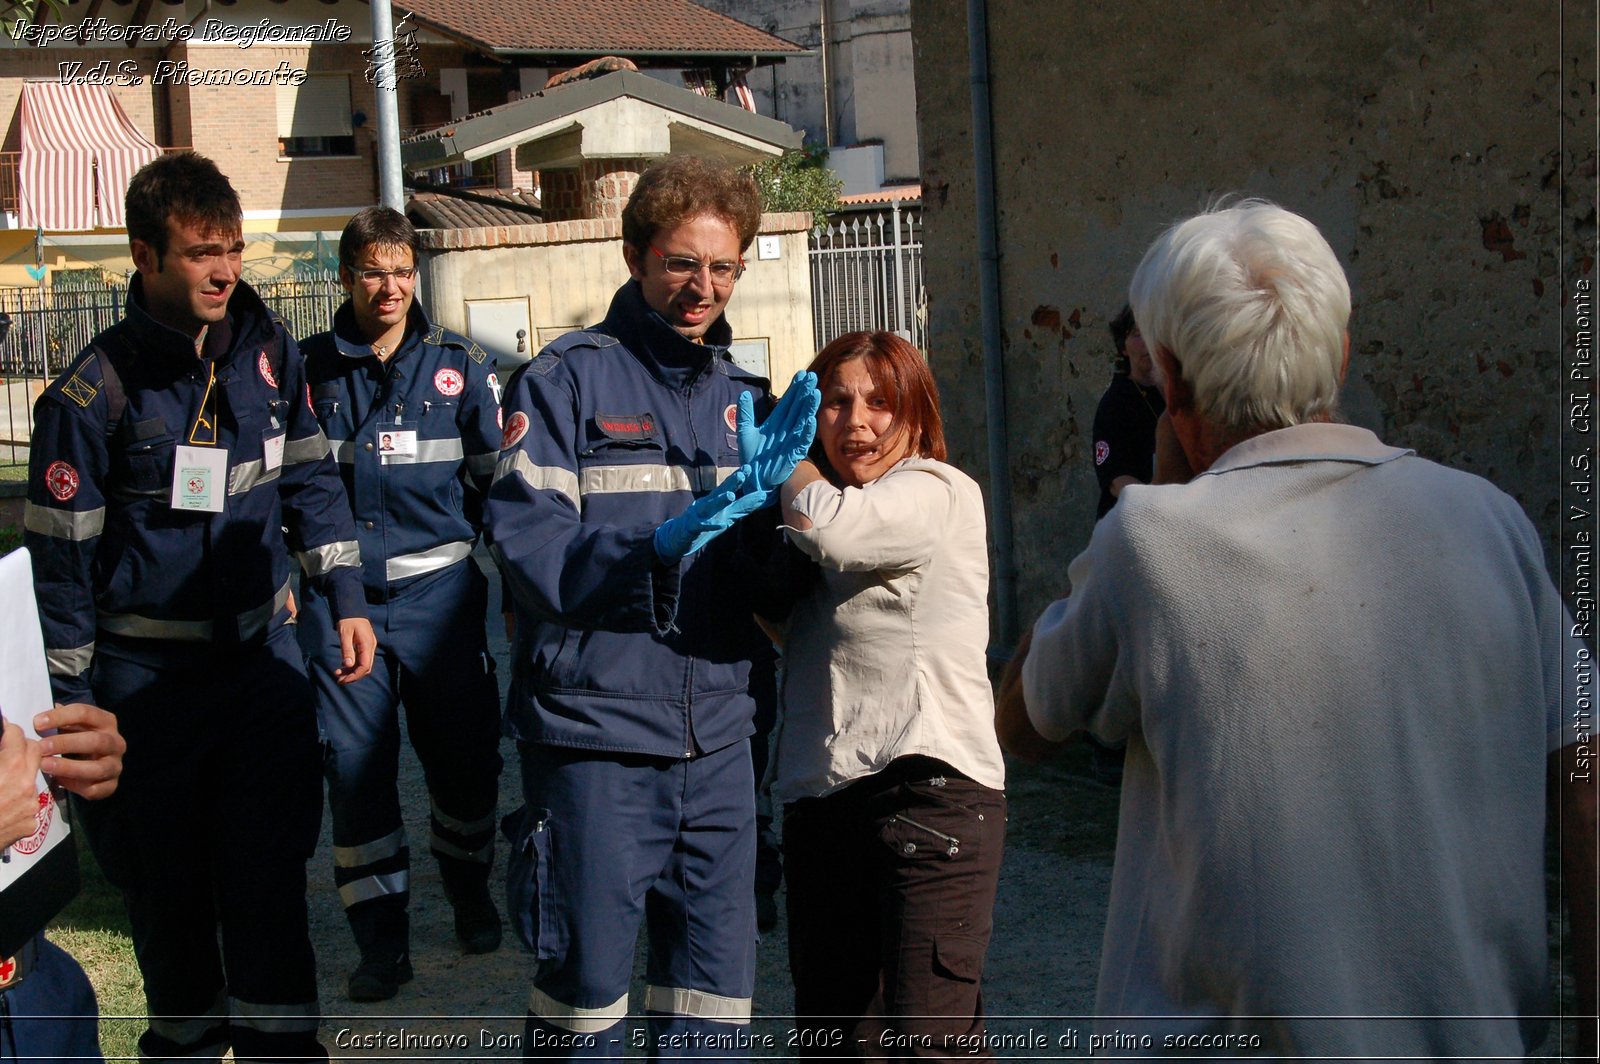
[61,371,100,409]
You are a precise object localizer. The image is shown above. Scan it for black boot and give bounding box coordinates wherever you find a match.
[439,856,502,955]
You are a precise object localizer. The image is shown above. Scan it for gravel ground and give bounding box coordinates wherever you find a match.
[307,552,1112,1060]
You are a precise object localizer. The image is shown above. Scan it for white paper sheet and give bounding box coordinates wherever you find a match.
[0,547,70,888]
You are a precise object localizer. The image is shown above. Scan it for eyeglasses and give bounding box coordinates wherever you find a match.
[355,266,417,285]
[650,245,745,284]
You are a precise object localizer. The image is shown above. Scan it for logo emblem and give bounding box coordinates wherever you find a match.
[258,350,277,388]
[501,410,530,450]
[45,460,79,501]
[435,368,465,397]
[723,404,738,432]
[306,383,316,413]
[1094,440,1110,467]
[12,791,54,856]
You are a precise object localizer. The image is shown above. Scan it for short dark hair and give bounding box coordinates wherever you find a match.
[621,155,762,254]
[1109,303,1136,358]
[125,152,242,261]
[805,331,947,484]
[339,206,421,271]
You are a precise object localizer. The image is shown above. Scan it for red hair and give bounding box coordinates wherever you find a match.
[805,331,946,482]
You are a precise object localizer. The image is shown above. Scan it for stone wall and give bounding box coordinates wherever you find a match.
[911,0,1596,628]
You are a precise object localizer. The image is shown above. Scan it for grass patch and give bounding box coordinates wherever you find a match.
[1001,742,1121,861]
[51,836,142,1061]
[0,525,19,555]
[0,464,26,483]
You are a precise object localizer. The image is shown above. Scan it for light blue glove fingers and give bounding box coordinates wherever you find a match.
[682,477,769,556]
[736,390,762,466]
[655,469,757,563]
[746,373,821,491]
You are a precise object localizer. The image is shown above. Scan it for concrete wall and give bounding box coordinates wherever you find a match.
[912,0,1595,628]
[419,211,817,387]
[698,0,918,181]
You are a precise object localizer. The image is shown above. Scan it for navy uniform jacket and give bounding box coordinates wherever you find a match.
[300,301,500,596]
[25,278,366,705]
[487,281,776,759]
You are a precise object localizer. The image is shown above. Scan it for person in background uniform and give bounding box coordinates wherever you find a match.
[0,708,123,1062]
[1091,303,1164,520]
[299,207,505,1002]
[24,151,375,1062]
[487,154,819,1060]
[1083,304,1164,786]
[999,201,1597,1059]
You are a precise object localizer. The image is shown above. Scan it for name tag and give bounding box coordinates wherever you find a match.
[379,430,417,460]
[264,432,285,473]
[171,445,227,512]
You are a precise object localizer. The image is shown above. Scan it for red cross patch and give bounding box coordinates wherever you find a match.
[0,955,16,989]
[501,410,529,451]
[434,368,465,397]
[45,460,79,501]
[258,350,278,388]
[723,404,738,432]
[1094,440,1110,467]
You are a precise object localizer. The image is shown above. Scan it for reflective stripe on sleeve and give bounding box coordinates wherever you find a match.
[527,987,629,1034]
[497,450,580,509]
[338,870,408,908]
[327,438,356,465]
[578,464,739,497]
[466,451,498,478]
[282,431,331,466]
[24,501,104,541]
[385,540,472,583]
[333,826,407,868]
[46,643,95,678]
[228,998,320,1034]
[642,985,751,1025]
[299,540,361,577]
[227,456,281,496]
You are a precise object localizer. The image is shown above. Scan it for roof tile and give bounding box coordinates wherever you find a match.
[403,0,802,56]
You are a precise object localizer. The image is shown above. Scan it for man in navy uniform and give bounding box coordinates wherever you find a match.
[25,151,374,1062]
[299,207,504,1002]
[488,154,817,1058]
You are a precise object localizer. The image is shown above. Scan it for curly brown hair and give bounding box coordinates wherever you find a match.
[621,155,762,254]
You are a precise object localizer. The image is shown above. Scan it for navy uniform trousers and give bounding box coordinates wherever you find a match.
[74,615,325,1062]
[299,558,502,963]
[0,935,103,1062]
[510,740,756,1060]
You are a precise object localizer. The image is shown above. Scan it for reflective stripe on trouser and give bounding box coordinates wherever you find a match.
[75,620,326,1063]
[516,739,756,1061]
[298,556,502,960]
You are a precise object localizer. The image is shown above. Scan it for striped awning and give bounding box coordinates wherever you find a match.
[19,82,162,231]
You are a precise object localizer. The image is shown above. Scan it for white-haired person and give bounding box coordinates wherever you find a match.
[772,330,1007,1059]
[998,201,1596,1059]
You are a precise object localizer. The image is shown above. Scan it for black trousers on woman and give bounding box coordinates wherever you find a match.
[784,756,1006,1060]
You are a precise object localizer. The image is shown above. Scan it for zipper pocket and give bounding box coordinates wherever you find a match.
[892,813,960,857]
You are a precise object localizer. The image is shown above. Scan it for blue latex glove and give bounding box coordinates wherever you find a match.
[737,371,821,492]
[653,468,771,563]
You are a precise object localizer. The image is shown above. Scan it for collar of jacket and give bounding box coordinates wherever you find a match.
[122,274,277,370]
[602,280,733,392]
[328,298,432,363]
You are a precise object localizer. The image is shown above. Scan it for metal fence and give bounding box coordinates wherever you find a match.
[0,272,344,463]
[808,202,925,350]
